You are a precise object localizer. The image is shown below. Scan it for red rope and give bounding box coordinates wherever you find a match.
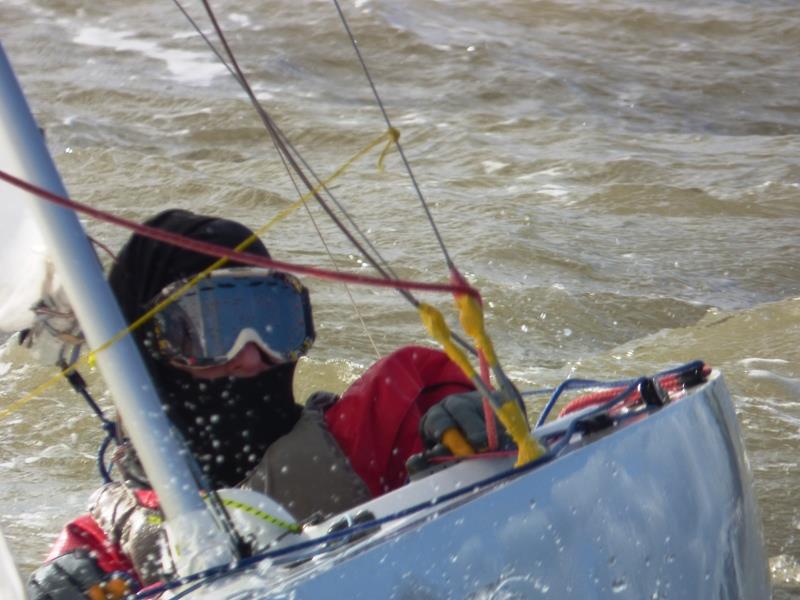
[478,351,499,451]
[557,366,712,418]
[448,268,498,450]
[558,387,630,417]
[0,169,479,298]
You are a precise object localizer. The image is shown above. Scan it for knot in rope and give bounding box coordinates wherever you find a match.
[377,127,400,172]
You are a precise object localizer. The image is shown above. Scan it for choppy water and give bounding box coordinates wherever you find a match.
[1,0,799,595]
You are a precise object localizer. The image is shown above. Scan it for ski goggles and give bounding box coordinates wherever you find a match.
[148,268,314,367]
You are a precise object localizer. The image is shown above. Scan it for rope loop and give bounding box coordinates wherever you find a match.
[377,127,400,172]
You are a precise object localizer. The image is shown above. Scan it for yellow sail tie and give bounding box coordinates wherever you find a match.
[419,301,545,467]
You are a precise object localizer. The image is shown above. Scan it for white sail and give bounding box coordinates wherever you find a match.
[0,527,25,600]
[0,43,239,574]
[0,180,57,332]
[0,50,66,334]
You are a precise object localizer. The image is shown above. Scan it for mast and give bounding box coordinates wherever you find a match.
[0,44,236,573]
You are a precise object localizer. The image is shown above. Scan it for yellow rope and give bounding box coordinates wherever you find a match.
[417,301,545,467]
[377,127,399,172]
[220,497,301,533]
[0,128,398,422]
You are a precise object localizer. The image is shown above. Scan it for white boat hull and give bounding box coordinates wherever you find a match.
[181,371,768,599]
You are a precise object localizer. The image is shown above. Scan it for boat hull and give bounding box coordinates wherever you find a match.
[186,371,769,599]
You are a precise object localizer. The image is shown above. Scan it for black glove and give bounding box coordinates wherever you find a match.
[419,391,512,455]
[28,550,134,600]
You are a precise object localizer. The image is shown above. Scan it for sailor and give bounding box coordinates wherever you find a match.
[27,209,508,599]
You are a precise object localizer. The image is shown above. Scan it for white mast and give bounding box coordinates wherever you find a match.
[0,44,237,574]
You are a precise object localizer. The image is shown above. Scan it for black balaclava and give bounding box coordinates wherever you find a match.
[108,209,303,488]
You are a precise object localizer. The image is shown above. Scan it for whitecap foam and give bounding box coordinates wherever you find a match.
[482,160,508,174]
[744,369,800,394]
[73,26,227,86]
[228,13,251,28]
[740,357,789,367]
[536,184,569,198]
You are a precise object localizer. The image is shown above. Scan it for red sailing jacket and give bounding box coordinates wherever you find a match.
[324,345,475,496]
[44,346,473,581]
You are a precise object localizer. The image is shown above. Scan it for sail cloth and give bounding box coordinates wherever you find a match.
[0,45,66,334]
[0,527,25,600]
[0,176,64,333]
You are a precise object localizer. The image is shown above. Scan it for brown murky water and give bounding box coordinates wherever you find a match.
[1,0,799,595]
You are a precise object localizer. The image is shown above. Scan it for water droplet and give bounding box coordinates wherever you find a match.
[612,578,628,593]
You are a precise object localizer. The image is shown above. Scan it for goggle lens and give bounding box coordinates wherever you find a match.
[150,270,314,366]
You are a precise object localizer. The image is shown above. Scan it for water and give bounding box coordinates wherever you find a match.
[1,0,799,595]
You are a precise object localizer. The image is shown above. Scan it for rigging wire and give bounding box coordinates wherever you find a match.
[176,2,533,460]
[197,0,400,288]
[176,0,480,357]
[299,200,383,360]
[328,1,538,451]
[185,0,419,298]
[171,0,399,287]
[330,0,456,271]
[174,0,381,358]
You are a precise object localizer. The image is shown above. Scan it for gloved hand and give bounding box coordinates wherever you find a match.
[28,550,134,600]
[419,391,513,456]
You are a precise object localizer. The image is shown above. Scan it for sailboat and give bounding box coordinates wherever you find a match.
[0,2,770,598]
